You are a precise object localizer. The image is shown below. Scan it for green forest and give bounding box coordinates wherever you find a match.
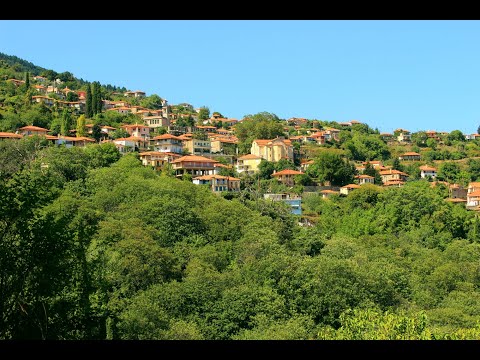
[1,52,480,340]
[2,137,480,339]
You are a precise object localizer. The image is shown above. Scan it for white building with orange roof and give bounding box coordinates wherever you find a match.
[300,159,314,172]
[467,182,480,194]
[272,169,304,187]
[465,133,480,140]
[56,136,95,148]
[236,154,263,175]
[18,125,50,136]
[183,137,211,155]
[151,134,183,154]
[31,95,55,107]
[399,152,421,161]
[210,137,237,154]
[33,75,47,82]
[379,169,409,184]
[124,90,146,98]
[171,155,219,178]
[395,129,411,142]
[419,165,437,179]
[144,115,170,128]
[340,183,361,195]
[355,174,375,185]
[251,137,294,162]
[310,131,326,145]
[192,174,241,192]
[113,136,148,154]
[467,189,480,210]
[138,151,181,170]
[121,124,151,140]
[107,106,132,115]
[362,160,384,169]
[321,189,340,199]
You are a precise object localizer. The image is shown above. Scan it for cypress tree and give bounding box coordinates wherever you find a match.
[60,109,71,136]
[76,114,86,137]
[85,84,93,118]
[95,82,102,115]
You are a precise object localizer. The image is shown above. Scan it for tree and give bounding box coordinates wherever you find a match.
[438,162,460,183]
[85,84,93,118]
[198,106,210,121]
[426,138,437,150]
[448,130,465,143]
[258,160,276,180]
[60,109,72,136]
[91,123,103,142]
[93,81,102,115]
[24,71,30,89]
[306,151,355,186]
[363,162,383,185]
[76,114,86,137]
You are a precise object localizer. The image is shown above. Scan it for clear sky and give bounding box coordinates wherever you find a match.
[1,20,480,134]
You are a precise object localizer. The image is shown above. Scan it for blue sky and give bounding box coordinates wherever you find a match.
[2,20,480,134]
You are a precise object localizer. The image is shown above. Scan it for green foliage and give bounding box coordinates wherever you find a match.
[76,114,86,137]
[343,132,390,161]
[317,308,434,340]
[234,112,284,153]
[197,106,210,121]
[306,150,355,186]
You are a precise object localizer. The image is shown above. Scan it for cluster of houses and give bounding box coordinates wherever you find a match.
[5,76,480,213]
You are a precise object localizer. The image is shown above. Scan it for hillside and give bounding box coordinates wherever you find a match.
[2,54,480,340]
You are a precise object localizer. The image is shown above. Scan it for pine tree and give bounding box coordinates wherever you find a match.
[76,114,86,137]
[85,84,93,118]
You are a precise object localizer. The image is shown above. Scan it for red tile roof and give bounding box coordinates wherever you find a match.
[171,155,219,164]
[272,169,304,176]
[238,154,262,160]
[19,125,49,132]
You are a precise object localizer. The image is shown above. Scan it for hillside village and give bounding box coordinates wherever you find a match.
[4,72,480,218]
[5,54,480,340]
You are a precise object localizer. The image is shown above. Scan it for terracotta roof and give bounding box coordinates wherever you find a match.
[401,152,421,156]
[468,182,480,187]
[121,124,149,129]
[272,169,304,176]
[253,138,292,146]
[468,190,480,197]
[321,189,339,194]
[419,165,437,171]
[138,151,165,156]
[19,125,49,132]
[0,132,23,138]
[341,184,361,189]
[152,134,182,140]
[355,175,374,179]
[238,154,262,160]
[379,169,409,176]
[171,155,219,164]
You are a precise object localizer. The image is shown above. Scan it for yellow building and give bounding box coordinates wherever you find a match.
[236,154,263,175]
[250,138,293,162]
